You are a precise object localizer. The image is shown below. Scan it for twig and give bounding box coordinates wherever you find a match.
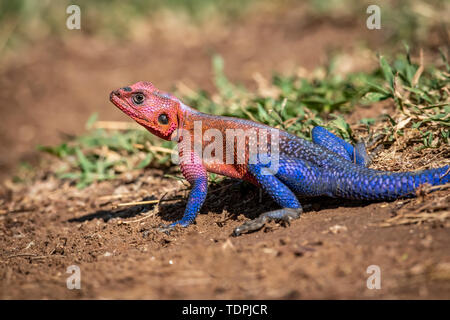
[92,121,143,130]
[382,211,450,226]
[6,253,37,259]
[120,211,158,224]
[411,48,424,88]
[120,192,169,224]
[5,253,64,261]
[147,146,177,155]
[427,182,450,192]
[116,197,181,207]
[1,207,36,216]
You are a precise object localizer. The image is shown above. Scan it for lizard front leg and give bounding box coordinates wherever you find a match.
[233,155,303,236]
[157,150,208,233]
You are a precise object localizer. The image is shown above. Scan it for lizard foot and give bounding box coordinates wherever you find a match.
[156,219,192,234]
[232,207,302,237]
[156,223,175,234]
[356,133,385,166]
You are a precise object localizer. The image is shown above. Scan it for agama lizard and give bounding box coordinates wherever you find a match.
[110,81,449,236]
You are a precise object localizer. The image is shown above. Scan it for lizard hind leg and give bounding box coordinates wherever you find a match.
[311,126,371,166]
[233,155,304,236]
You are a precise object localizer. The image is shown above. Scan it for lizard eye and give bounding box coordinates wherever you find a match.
[132,93,145,105]
[158,113,169,125]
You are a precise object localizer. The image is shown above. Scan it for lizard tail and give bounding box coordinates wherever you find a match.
[334,165,449,200]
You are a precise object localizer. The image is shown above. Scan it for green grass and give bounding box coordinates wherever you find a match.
[38,48,449,188]
[374,47,450,149]
[37,115,175,188]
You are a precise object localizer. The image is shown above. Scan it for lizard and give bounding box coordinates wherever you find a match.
[110,81,449,236]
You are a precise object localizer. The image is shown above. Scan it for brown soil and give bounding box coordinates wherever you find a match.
[1,169,449,299]
[0,5,449,299]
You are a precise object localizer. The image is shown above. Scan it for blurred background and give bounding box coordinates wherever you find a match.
[0,0,448,181]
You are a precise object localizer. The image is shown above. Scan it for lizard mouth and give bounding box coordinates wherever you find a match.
[109,90,156,131]
[109,91,139,119]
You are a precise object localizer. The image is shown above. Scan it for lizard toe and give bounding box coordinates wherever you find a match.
[232,208,302,236]
[232,216,268,237]
[156,223,175,234]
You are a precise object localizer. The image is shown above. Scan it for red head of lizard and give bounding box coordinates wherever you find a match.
[110,81,182,140]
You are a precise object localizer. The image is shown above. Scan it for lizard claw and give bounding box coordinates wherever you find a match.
[156,223,175,234]
[232,208,302,237]
[156,219,193,234]
[232,216,268,237]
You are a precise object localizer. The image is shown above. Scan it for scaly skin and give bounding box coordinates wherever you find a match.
[110,81,450,236]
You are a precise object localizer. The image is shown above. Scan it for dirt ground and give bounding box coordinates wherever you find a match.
[0,5,449,299]
[1,166,449,299]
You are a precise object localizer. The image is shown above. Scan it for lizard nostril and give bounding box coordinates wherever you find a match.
[110,90,121,100]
